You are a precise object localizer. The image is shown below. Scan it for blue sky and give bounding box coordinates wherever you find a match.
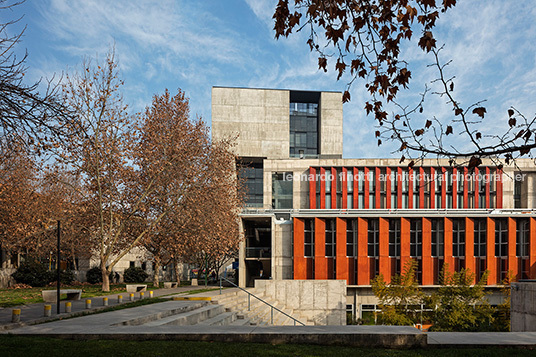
[3,0,535,159]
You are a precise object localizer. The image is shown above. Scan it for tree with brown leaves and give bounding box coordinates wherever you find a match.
[274,1,535,167]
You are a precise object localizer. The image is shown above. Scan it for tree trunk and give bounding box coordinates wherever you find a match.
[101,262,110,292]
[153,256,160,287]
[173,257,181,286]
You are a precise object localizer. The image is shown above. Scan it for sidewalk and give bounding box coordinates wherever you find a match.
[0,284,211,330]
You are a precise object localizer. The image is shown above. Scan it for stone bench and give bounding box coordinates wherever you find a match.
[163,282,179,288]
[42,289,82,303]
[126,284,147,292]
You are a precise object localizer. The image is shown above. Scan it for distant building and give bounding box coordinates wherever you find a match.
[212,86,536,320]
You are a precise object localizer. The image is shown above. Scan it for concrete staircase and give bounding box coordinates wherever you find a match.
[210,289,306,326]
[112,300,244,327]
[108,289,305,328]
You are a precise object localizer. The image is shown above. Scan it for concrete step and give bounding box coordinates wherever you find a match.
[113,301,208,326]
[197,311,236,326]
[228,317,252,326]
[144,304,225,327]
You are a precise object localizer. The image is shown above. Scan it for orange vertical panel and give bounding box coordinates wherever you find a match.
[419,167,425,209]
[497,168,503,208]
[331,167,337,209]
[487,218,497,285]
[485,167,490,208]
[465,218,475,283]
[408,168,414,209]
[314,218,327,279]
[357,218,370,285]
[353,167,359,209]
[422,218,433,285]
[309,167,316,209]
[375,167,381,209]
[364,167,370,209]
[441,167,447,209]
[430,168,436,209]
[379,218,391,283]
[463,167,469,209]
[386,168,392,209]
[397,167,403,208]
[530,218,536,279]
[293,218,307,279]
[401,218,411,270]
[336,218,349,283]
[474,168,480,209]
[508,217,518,278]
[320,168,326,209]
[444,218,454,274]
[342,167,348,209]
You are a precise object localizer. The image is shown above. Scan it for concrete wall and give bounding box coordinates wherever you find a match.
[254,279,347,325]
[511,281,536,331]
[320,92,343,158]
[272,219,293,280]
[212,87,290,159]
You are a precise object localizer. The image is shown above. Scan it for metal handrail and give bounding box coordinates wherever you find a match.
[219,277,305,326]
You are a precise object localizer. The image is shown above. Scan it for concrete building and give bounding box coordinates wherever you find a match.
[212,86,536,322]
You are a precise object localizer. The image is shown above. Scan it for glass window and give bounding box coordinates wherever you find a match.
[452,219,465,257]
[474,219,487,258]
[410,219,422,257]
[289,101,319,158]
[304,219,315,257]
[346,219,357,257]
[517,218,530,258]
[272,172,293,209]
[240,161,263,207]
[389,219,401,257]
[431,218,444,257]
[368,219,379,257]
[325,219,336,257]
[495,219,508,257]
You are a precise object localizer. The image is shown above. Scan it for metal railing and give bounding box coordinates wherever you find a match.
[219,276,305,326]
[245,247,271,258]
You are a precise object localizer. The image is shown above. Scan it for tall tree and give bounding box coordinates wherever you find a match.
[0,0,74,155]
[137,89,212,287]
[273,1,536,165]
[58,51,164,291]
[137,91,243,286]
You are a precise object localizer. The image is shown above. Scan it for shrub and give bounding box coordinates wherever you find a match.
[60,269,75,285]
[86,267,102,284]
[86,267,117,284]
[123,267,148,283]
[11,260,54,287]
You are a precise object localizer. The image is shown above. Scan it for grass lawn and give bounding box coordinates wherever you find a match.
[0,336,532,357]
[0,284,161,308]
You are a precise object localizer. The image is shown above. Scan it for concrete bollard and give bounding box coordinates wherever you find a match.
[139,291,144,299]
[129,293,134,301]
[118,295,123,304]
[149,291,154,298]
[103,297,108,306]
[12,309,21,323]
[65,302,72,313]
[44,305,52,317]
[85,299,92,309]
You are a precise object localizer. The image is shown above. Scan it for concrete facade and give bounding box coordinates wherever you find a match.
[212,86,536,326]
[511,281,536,331]
[254,279,347,325]
[212,87,343,160]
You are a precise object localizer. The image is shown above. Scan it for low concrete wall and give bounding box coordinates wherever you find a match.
[511,281,536,332]
[254,280,347,325]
